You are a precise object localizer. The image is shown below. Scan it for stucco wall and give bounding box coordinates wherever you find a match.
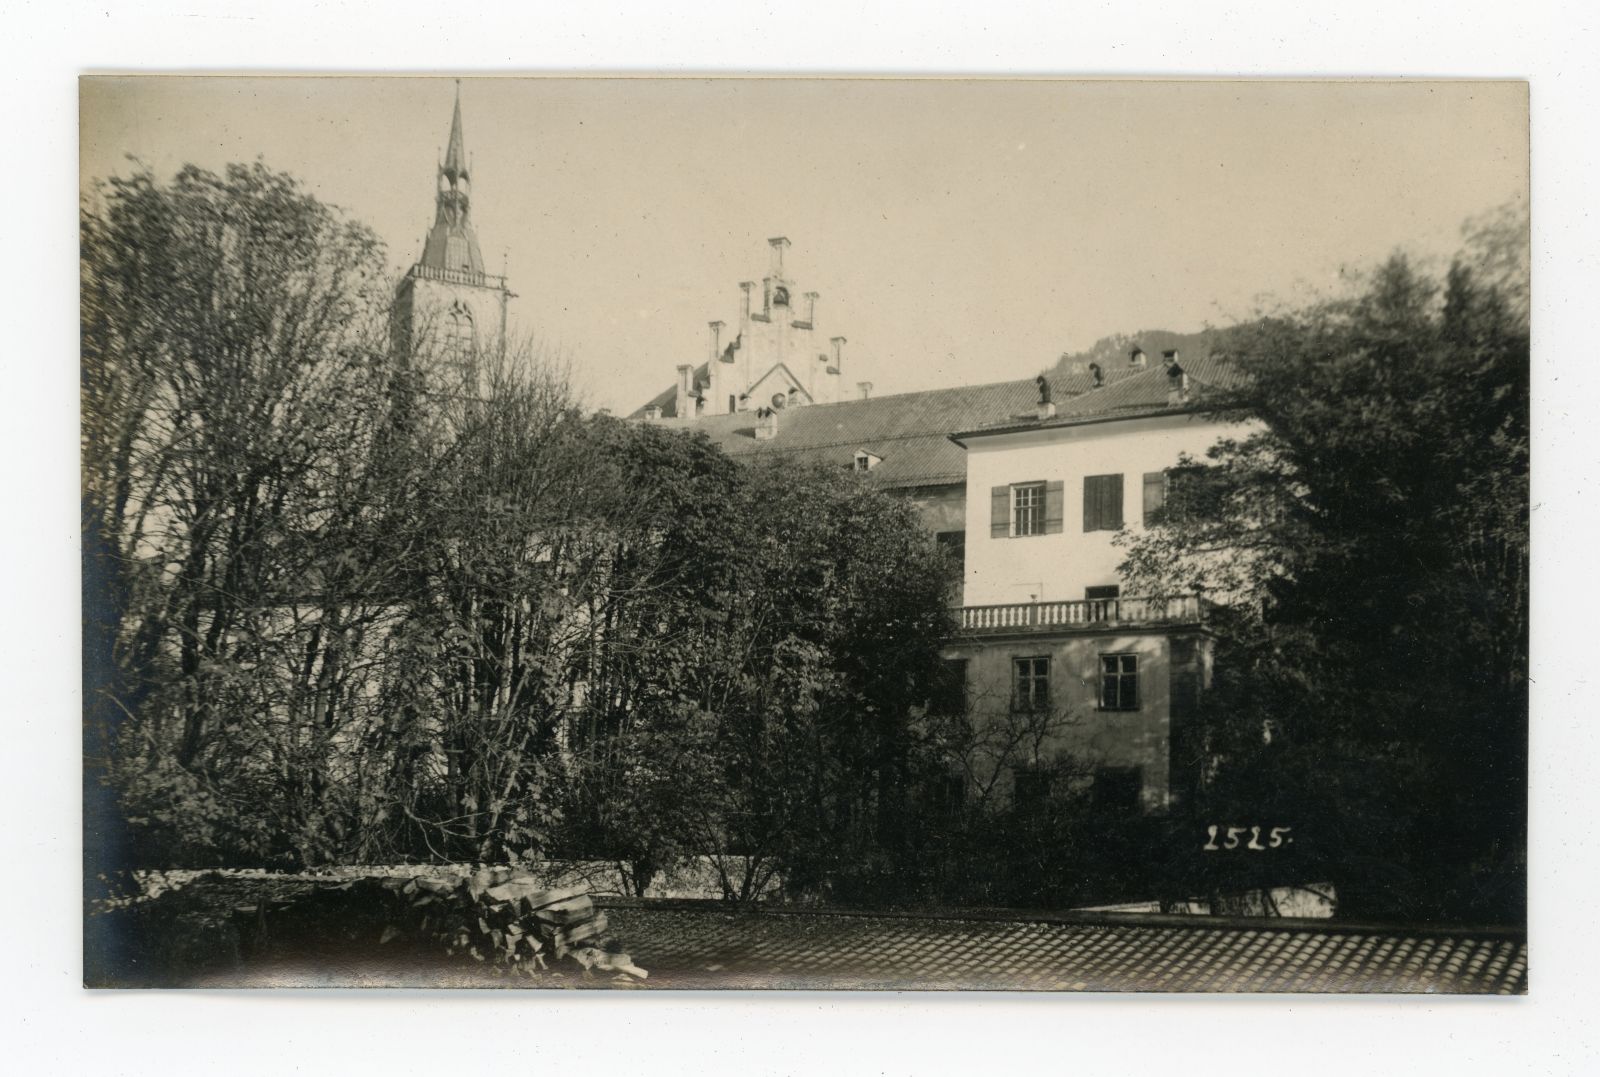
[960,413,1256,605]
[942,630,1189,812]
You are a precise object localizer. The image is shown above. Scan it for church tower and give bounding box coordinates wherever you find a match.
[393,82,513,396]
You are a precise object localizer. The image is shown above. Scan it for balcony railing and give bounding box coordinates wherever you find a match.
[406,263,509,289]
[956,595,1206,634]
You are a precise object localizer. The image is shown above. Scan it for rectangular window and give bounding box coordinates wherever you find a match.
[1012,656,1051,712]
[1083,474,1125,532]
[1143,471,1167,523]
[1012,483,1045,536]
[1099,653,1139,711]
[991,481,1063,537]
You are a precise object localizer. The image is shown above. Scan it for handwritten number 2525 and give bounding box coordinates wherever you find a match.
[1203,825,1291,851]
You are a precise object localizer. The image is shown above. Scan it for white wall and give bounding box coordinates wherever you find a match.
[961,412,1257,606]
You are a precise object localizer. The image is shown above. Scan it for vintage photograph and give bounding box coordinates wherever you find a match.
[80,75,1529,991]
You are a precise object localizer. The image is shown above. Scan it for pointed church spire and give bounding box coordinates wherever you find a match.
[443,80,468,182]
[418,80,485,277]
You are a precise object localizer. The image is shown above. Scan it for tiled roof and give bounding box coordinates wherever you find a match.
[954,352,1248,441]
[601,903,1527,993]
[688,379,1038,486]
[628,329,1237,486]
[668,361,1173,487]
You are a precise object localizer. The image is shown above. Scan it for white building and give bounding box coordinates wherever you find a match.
[944,352,1252,814]
[652,336,1244,817]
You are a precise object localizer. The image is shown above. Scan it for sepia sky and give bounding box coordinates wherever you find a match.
[81,77,1528,414]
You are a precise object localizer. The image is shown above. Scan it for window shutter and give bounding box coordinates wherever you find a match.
[1084,475,1126,531]
[1143,471,1166,521]
[990,485,1010,538]
[1043,480,1065,534]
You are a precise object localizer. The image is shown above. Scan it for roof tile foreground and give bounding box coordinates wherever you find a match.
[600,903,1527,993]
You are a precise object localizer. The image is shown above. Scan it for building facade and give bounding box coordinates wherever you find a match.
[944,355,1252,814]
[642,308,1242,818]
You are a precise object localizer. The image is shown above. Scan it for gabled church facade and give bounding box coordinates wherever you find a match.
[632,237,853,421]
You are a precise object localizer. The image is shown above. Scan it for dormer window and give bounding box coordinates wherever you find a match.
[853,449,882,472]
[772,285,790,307]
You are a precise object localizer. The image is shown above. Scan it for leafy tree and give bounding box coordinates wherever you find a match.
[557,431,958,899]
[82,162,403,868]
[1116,205,1529,922]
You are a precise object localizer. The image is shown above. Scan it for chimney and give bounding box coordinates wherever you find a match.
[830,336,846,372]
[754,406,778,440]
[675,363,694,418]
[768,236,790,278]
[1164,368,1190,409]
[739,281,755,387]
[857,381,873,401]
[1130,347,1146,368]
[709,320,725,362]
[1036,373,1056,419]
[804,291,818,326]
[1089,362,1104,389]
[1165,352,1189,406]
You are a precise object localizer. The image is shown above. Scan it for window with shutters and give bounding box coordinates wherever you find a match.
[1012,656,1050,712]
[1099,653,1139,711]
[1012,482,1045,536]
[990,480,1064,538]
[1143,470,1167,523]
[1083,474,1124,531]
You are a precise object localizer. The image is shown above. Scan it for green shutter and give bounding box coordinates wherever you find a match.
[1044,480,1065,534]
[1082,476,1098,532]
[990,485,1010,538]
[1107,473,1124,529]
